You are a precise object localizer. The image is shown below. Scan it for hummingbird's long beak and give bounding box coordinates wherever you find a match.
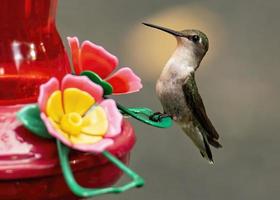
[143,22,183,37]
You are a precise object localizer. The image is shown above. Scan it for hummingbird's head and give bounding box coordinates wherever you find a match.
[179,29,209,57]
[143,23,209,66]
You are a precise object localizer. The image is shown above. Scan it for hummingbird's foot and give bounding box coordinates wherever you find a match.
[149,112,173,122]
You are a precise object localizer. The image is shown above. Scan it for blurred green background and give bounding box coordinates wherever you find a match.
[57,0,280,199]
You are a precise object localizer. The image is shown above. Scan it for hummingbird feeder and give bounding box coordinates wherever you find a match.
[0,0,172,199]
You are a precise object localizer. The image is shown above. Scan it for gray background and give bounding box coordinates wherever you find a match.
[57,0,280,199]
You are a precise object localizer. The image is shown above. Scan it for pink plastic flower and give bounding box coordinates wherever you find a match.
[67,37,142,95]
[38,74,123,153]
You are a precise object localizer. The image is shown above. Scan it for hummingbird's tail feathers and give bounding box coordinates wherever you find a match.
[208,138,222,148]
[201,131,214,163]
[200,151,214,165]
[182,124,214,163]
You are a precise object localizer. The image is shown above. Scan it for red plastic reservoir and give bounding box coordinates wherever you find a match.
[0,1,136,199]
[0,0,69,105]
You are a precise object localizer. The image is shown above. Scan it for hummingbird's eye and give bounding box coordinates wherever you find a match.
[191,35,200,43]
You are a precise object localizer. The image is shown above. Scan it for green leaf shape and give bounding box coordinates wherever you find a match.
[116,104,173,128]
[17,104,53,139]
[80,71,113,95]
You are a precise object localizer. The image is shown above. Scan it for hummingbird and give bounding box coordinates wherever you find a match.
[143,23,222,163]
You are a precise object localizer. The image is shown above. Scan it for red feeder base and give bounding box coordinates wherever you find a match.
[0,105,136,200]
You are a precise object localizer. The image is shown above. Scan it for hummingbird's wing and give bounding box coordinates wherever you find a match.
[182,72,222,148]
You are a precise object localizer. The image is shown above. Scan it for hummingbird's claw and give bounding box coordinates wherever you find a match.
[149,112,161,121]
[149,112,173,122]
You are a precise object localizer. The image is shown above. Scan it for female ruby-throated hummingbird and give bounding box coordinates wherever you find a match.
[143,23,222,163]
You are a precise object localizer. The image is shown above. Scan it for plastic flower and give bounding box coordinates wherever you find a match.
[67,37,142,94]
[38,74,123,153]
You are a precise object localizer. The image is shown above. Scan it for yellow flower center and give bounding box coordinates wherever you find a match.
[45,87,111,145]
[61,112,83,135]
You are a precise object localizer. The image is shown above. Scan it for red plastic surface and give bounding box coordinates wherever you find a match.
[0,155,129,200]
[0,1,137,199]
[0,0,70,106]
